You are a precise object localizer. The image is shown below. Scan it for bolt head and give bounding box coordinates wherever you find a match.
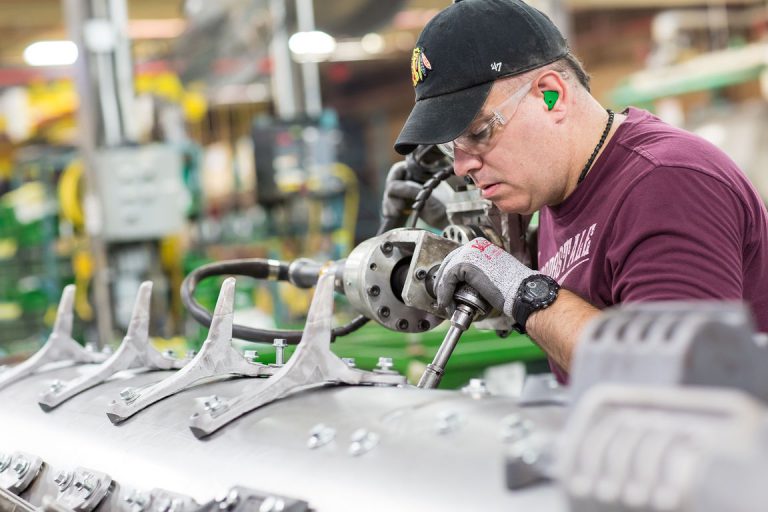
[0,453,10,472]
[12,458,28,476]
[367,285,381,297]
[342,358,356,368]
[273,338,287,348]
[203,395,223,412]
[418,319,431,331]
[378,306,390,319]
[396,319,409,331]
[380,241,393,254]
[260,496,286,512]
[54,470,72,489]
[377,357,393,370]
[415,269,427,280]
[243,349,259,361]
[120,387,137,402]
[349,428,379,456]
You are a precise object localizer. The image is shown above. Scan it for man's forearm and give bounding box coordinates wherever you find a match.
[525,289,600,371]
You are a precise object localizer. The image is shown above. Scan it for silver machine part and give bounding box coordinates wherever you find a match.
[0,285,107,392]
[187,270,406,438]
[105,278,277,424]
[5,274,768,510]
[418,285,490,389]
[38,282,184,411]
[342,228,453,331]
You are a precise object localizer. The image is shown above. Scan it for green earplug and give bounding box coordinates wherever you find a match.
[543,91,559,111]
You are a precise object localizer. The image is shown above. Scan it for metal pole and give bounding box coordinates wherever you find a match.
[63,0,114,346]
[270,0,298,119]
[296,0,322,117]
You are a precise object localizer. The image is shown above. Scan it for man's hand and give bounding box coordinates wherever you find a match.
[381,161,448,229]
[435,237,537,315]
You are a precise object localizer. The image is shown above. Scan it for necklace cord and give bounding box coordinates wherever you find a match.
[577,109,614,184]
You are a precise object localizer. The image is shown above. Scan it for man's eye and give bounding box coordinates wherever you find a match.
[469,123,494,143]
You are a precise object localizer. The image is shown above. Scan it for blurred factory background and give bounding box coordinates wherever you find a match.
[1,0,768,384]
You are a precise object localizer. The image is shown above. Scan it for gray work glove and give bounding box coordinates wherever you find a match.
[381,161,449,229]
[435,237,538,316]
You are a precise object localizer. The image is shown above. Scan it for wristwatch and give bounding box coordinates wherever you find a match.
[512,274,560,334]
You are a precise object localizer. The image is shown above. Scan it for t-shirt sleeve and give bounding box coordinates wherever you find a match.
[606,166,747,303]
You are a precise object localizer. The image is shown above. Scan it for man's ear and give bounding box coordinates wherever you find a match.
[535,71,567,115]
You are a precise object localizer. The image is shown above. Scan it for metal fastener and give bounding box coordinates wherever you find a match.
[73,473,96,499]
[124,491,149,512]
[203,395,224,413]
[349,428,380,456]
[307,423,336,449]
[380,241,393,255]
[54,470,72,490]
[0,453,11,472]
[435,411,462,435]
[49,379,64,393]
[85,342,98,352]
[217,489,239,511]
[273,338,287,366]
[462,378,490,398]
[163,349,176,358]
[119,387,138,402]
[396,319,409,331]
[418,319,431,331]
[376,357,394,372]
[367,285,380,297]
[243,349,259,362]
[415,269,427,280]
[342,358,356,368]
[185,350,197,360]
[259,496,286,512]
[378,306,390,319]
[12,457,28,477]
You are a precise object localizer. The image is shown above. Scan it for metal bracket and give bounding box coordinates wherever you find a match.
[188,270,406,438]
[197,486,309,512]
[105,278,275,424]
[120,487,199,512]
[39,282,185,411]
[54,468,112,512]
[0,285,107,392]
[0,452,43,494]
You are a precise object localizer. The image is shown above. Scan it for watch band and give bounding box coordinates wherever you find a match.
[512,275,560,334]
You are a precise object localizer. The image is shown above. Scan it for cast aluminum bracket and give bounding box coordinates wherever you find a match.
[0,452,43,494]
[54,468,112,512]
[38,282,185,411]
[0,285,107,392]
[188,270,406,438]
[105,278,275,424]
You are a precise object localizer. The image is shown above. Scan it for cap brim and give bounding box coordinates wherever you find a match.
[394,81,493,155]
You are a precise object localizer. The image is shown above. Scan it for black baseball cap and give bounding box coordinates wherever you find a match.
[394,0,569,155]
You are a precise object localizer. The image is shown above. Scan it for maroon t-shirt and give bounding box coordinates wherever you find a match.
[538,108,768,377]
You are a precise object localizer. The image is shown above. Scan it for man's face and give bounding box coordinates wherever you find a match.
[451,78,569,215]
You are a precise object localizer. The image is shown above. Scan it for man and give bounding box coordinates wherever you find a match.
[391,0,768,378]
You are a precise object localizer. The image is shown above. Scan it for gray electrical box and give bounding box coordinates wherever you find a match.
[91,145,186,241]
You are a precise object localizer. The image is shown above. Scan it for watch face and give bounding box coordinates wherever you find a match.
[525,279,552,301]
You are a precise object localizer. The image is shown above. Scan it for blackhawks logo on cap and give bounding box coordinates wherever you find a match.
[411,47,432,86]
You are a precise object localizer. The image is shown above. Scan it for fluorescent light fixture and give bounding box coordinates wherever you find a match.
[289,31,336,62]
[23,41,79,67]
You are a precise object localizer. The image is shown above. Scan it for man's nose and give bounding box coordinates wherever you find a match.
[452,146,481,178]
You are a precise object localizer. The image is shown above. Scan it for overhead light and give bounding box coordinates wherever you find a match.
[289,31,336,62]
[361,33,384,54]
[23,41,79,67]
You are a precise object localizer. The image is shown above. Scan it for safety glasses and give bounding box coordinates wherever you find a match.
[438,79,533,159]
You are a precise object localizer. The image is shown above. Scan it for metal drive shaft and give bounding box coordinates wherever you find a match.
[418,285,490,389]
